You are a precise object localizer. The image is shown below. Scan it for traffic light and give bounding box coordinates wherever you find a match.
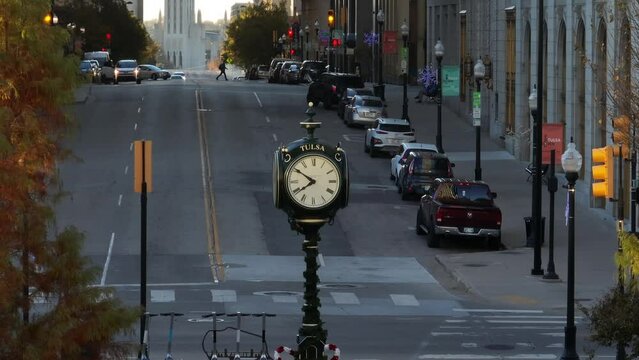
[331,38,342,48]
[43,11,57,25]
[612,115,631,159]
[290,49,296,56]
[287,28,293,39]
[328,9,335,29]
[592,145,614,199]
[106,33,112,41]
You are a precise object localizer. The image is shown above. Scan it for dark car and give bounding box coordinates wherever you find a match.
[337,87,375,119]
[271,62,285,83]
[306,72,365,109]
[300,60,327,82]
[279,61,302,84]
[268,58,288,83]
[415,178,502,250]
[398,152,454,200]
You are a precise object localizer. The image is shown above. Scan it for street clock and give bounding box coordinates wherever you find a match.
[273,104,349,222]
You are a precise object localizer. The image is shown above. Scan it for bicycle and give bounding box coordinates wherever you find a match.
[525,162,549,185]
[159,312,184,360]
[139,312,159,360]
[200,312,276,360]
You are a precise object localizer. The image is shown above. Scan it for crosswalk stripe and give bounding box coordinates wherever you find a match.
[150,289,175,303]
[211,289,237,302]
[390,294,419,306]
[331,292,360,305]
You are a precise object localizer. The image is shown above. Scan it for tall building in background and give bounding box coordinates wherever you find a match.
[231,3,251,20]
[125,0,142,20]
[163,0,206,69]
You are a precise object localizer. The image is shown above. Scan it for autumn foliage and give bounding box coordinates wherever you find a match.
[0,0,138,358]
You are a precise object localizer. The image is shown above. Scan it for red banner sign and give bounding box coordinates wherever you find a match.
[542,123,564,165]
[383,31,397,54]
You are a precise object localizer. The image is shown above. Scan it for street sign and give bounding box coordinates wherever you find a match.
[383,31,397,54]
[134,140,152,193]
[319,30,330,46]
[473,91,481,124]
[442,66,460,97]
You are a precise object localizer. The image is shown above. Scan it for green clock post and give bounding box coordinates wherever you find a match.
[273,103,349,359]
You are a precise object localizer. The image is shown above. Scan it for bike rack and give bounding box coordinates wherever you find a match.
[201,312,276,360]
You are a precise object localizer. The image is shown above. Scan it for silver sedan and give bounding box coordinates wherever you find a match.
[344,95,387,127]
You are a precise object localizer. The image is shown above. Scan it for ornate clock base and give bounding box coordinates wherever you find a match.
[295,221,328,360]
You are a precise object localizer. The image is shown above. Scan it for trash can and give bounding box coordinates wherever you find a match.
[373,84,386,101]
[524,216,545,247]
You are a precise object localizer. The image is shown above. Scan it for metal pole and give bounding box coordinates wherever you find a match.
[306,31,309,60]
[140,141,148,348]
[402,36,409,121]
[561,172,579,360]
[423,0,428,67]
[544,150,559,279]
[475,81,482,181]
[436,55,443,153]
[616,145,627,360]
[531,0,544,276]
[297,224,327,360]
[632,123,636,233]
[378,20,385,100]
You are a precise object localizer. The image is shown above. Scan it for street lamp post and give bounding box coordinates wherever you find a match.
[314,19,319,60]
[281,34,287,58]
[434,39,445,153]
[560,139,582,360]
[473,58,485,181]
[299,28,304,60]
[278,36,285,58]
[529,85,544,275]
[376,9,385,101]
[401,20,409,121]
[305,25,310,61]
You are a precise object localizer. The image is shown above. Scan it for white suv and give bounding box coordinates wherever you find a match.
[364,118,416,157]
[390,142,439,182]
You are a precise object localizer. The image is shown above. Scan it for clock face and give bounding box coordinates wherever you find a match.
[285,154,341,209]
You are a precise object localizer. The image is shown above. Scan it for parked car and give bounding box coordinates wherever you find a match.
[397,152,455,200]
[415,178,502,250]
[337,87,374,119]
[257,64,269,79]
[79,60,97,78]
[270,62,285,83]
[390,143,439,182]
[137,64,170,80]
[170,71,186,80]
[344,95,386,127]
[364,118,416,157]
[267,58,288,83]
[300,60,326,82]
[114,59,140,84]
[279,61,302,84]
[306,72,364,109]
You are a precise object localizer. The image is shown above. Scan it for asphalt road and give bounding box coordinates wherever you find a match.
[54,74,605,359]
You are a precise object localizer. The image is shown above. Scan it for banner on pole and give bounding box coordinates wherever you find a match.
[134,140,153,193]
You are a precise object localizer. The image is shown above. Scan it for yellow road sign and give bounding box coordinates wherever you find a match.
[134,140,152,193]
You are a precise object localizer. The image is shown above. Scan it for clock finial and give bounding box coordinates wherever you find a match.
[301,102,321,139]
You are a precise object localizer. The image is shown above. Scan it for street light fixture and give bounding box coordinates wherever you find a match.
[434,39,445,153]
[376,9,385,101]
[314,19,320,60]
[528,85,544,275]
[400,19,409,121]
[560,139,582,360]
[473,58,485,180]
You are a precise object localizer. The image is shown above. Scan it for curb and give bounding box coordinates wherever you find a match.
[73,84,92,104]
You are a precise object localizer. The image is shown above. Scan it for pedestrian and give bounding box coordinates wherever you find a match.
[216,60,227,81]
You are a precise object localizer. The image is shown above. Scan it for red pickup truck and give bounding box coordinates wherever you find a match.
[415,178,502,250]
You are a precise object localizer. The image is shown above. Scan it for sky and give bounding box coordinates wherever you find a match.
[144,0,239,22]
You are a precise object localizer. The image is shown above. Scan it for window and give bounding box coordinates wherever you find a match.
[380,124,411,132]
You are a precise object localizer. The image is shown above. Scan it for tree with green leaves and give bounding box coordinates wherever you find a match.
[0,0,138,358]
[55,0,151,62]
[223,2,289,70]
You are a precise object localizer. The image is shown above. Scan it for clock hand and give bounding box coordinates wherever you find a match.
[294,168,315,183]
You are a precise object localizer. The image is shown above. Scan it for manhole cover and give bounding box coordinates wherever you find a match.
[484,344,515,351]
[463,263,487,267]
[254,291,302,297]
[318,284,361,289]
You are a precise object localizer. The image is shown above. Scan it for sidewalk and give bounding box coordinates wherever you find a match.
[380,83,619,311]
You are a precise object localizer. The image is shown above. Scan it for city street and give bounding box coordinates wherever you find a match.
[54,72,616,359]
